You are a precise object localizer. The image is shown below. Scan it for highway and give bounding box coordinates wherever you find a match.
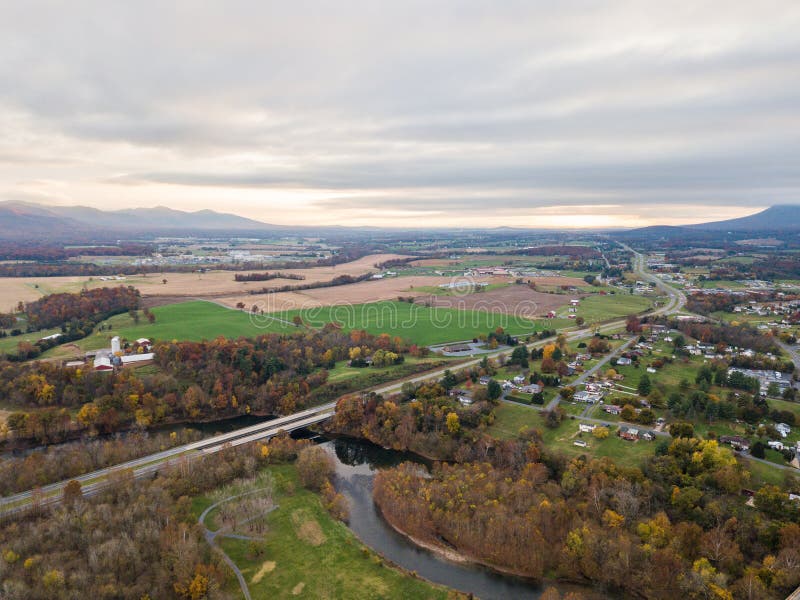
[0,242,687,518]
[0,403,335,517]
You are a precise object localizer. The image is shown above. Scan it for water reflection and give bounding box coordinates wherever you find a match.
[324,437,604,600]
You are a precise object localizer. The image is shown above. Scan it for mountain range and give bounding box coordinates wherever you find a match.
[1,201,799,240]
[0,201,276,239]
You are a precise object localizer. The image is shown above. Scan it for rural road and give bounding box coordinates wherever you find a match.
[542,336,637,413]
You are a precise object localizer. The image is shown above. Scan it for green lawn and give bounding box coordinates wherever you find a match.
[198,464,447,600]
[487,402,657,467]
[486,401,543,439]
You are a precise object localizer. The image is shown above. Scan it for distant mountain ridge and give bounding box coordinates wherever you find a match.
[686,205,800,231]
[0,201,276,239]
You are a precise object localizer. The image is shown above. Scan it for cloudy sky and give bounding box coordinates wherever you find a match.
[1,1,799,228]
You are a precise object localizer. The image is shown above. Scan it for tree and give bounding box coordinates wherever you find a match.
[441,369,457,390]
[593,426,610,439]
[626,315,642,333]
[296,446,334,491]
[750,440,766,459]
[575,316,585,327]
[63,480,82,505]
[446,412,460,435]
[669,422,695,438]
[638,374,652,396]
[487,379,502,401]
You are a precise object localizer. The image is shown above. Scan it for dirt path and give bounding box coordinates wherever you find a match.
[198,488,276,600]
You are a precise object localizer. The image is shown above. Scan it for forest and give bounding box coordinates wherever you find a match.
[232,271,305,282]
[23,286,141,330]
[0,326,413,446]
[0,432,320,599]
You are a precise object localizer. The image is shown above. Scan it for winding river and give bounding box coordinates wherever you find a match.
[323,437,606,600]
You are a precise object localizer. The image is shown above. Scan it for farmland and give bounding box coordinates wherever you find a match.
[42,298,555,357]
[0,253,408,312]
[558,293,653,322]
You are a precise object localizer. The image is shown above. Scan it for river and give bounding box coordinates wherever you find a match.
[323,436,606,600]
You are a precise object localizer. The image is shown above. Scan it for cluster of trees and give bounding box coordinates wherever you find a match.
[247,272,374,295]
[24,286,140,331]
[0,430,327,599]
[515,245,601,259]
[0,326,411,444]
[0,242,153,262]
[674,321,779,355]
[329,390,496,461]
[374,432,800,599]
[0,429,202,496]
[233,271,305,282]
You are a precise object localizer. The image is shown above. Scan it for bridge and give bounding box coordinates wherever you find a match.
[0,402,336,518]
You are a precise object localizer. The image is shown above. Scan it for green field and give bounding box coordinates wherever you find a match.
[40,298,562,358]
[277,300,549,346]
[41,301,296,355]
[195,464,447,600]
[0,326,63,353]
[486,402,657,467]
[559,294,653,322]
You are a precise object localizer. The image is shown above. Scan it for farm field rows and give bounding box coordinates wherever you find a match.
[0,253,408,312]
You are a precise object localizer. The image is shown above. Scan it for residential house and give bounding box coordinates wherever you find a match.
[603,404,623,415]
[579,423,596,433]
[619,426,640,441]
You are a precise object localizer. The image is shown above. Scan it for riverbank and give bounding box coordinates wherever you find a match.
[193,462,451,599]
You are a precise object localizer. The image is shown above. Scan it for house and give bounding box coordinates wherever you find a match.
[776,423,792,438]
[570,299,580,306]
[719,435,751,452]
[547,310,557,318]
[640,431,656,441]
[513,375,526,385]
[579,423,596,433]
[574,390,602,403]
[479,376,491,386]
[619,426,640,441]
[767,440,785,451]
[616,357,632,366]
[646,367,657,374]
[603,404,623,415]
[573,440,588,448]
[519,383,542,394]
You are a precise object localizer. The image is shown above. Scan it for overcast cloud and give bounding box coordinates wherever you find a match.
[1,1,799,227]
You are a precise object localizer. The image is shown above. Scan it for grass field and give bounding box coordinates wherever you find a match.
[194,464,447,600]
[277,300,548,346]
[486,402,657,467]
[41,298,558,358]
[42,301,296,355]
[558,294,653,322]
[0,326,63,353]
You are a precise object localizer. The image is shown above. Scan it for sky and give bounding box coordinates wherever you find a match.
[1,1,799,229]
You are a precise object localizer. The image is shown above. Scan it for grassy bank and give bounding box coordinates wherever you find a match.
[194,464,449,599]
